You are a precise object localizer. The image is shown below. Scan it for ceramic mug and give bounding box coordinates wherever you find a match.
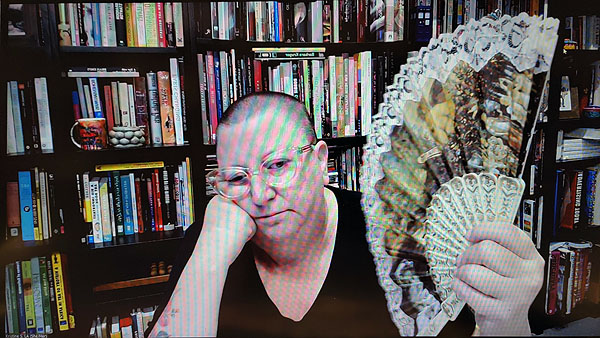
[70,118,108,150]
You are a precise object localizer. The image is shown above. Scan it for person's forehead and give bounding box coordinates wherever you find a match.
[216,103,306,166]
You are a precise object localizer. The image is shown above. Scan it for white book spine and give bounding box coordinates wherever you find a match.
[146,73,163,145]
[218,2,227,40]
[134,3,147,46]
[76,77,88,118]
[6,84,17,155]
[170,58,185,145]
[89,77,103,117]
[83,84,94,118]
[90,178,104,244]
[536,196,543,249]
[230,49,238,101]
[173,2,185,46]
[5,265,14,334]
[384,0,395,41]
[99,178,112,242]
[127,84,136,127]
[332,0,339,42]
[68,3,79,46]
[83,3,94,46]
[34,78,54,153]
[328,55,337,130]
[99,3,109,46]
[106,3,117,47]
[39,171,50,240]
[129,173,138,233]
[30,257,45,334]
[9,81,25,153]
[364,51,372,135]
[118,82,130,127]
[110,81,121,126]
[311,1,323,42]
[108,191,116,238]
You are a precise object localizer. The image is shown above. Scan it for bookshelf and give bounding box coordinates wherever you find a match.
[2,1,410,336]
[533,0,600,333]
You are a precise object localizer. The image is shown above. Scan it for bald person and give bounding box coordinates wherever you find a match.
[146,92,544,337]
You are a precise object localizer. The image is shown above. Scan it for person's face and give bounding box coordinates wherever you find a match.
[216,102,329,252]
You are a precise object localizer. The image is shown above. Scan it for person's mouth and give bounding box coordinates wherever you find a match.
[254,210,288,219]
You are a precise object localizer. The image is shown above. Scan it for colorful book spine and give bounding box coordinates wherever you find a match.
[133,77,149,142]
[82,171,92,222]
[30,257,45,334]
[15,261,27,334]
[169,58,185,145]
[173,3,185,46]
[51,253,69,331]
[39,257,53,334]
[121,175,134,235]
[89,177,103,244]
[157,71,175,144]
[144,3,158,47]
[22,260,36,333]
[146,73,163,145]
[99,177,112,242]
[129,173,139,233]
[33,78,53,153]
[18,171,34,241]
[9,81,25,153]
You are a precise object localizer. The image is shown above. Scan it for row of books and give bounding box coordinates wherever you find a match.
[77,159,194,245]
[564,15,600,51]
[6,79,54,155]
[554,167,600,233]
[556,128,600,162]
[4,253,75,335]
[90,307,156,338]
[327,146,362,191]
[516,197,543,250]
[56,3,184,47]
[198,48,396,145]
[195,0,404,43]
[69,58,187,146]
[7,168,65,242]
[411,0,542,42]
[545,241,597,316]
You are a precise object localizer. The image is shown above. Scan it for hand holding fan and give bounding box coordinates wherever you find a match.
[360,11,559,335]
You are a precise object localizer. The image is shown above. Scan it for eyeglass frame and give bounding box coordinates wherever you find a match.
[206,143,316,200]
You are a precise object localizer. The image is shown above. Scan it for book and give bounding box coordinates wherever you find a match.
[89,177,103,244]
[7,181,21,238]
[133,77,149,143]
[39,257,53,334]
[17,171,34,241]
[50,253,69,331]
[95,161,165,172]
[146,73,163,145]
[33,78,53,153]
[22,260,36,333]
[99,177,112,242]
[157,71,175,144]
[121,175,134,235]
[169,58,185,145]
[30,257,44,334]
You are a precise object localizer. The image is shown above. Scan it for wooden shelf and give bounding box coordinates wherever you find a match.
[93,275,170,293]
[0,236,70,266]
[59,46,183,54]
[557,118,600,130]
[556,157,600,169]
[195,39,423,54]
[87,228,185,250]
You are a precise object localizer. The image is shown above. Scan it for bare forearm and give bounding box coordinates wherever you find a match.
[474,313,531,336]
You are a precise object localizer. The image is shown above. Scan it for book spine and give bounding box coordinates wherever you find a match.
[7,264,20,334]
[103,85,115,131]
[18,83,33,154]
[22,260,35,333]
[118,82,130,127]
[31,168,41,241]
[99,178,112,242]
[146,73,163,145]
[89,178,103,244]
[134,177,144,233]
[133,77,149,143]
[50,253,69,331]
[121,175,134,235]
[99,2,109,46]
[197,54,210,144]
[164,3,175,47]
[146,177,156,232]
[144,3,158,47]
[33,78,53,153]
[15,261,27,334]
[214,52,223,120]
[156,3,167,47]
[134,3,147,47]
[45,255,58,332]
[83,84,94,119]
[75,78,88,118]
[206,52,218,143]
[30,257,45,334]
[162,167,175,229]
[27,81,41,154]
[7,181,21,238]
[6,83,18,155]
[574,170,584,228]
[111,171,124,236]
[39,171,49,240]
[127,84,136,126]
[39,257,52,334]
[82,172,92,222]
[106,3,117,46]
[124,3,136,47]
[174,172,182,228]
[18,171,35,241]
[157,71,175,144]
[67,4,79,46]
[129,173,139,233]
[153,169,164,231]
[169,58,185,145]
[89,78,104,118]
[173,2,184,46]
[9,82,25,153]
[92,3,102,46]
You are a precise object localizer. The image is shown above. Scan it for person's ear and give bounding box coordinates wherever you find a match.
[314,140,329,185]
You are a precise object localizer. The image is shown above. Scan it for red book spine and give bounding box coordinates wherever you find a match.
[153,169,163,231]
[206,51,218,140]
[134,177,144,233]
[547,250,561,315]
[253,60,262,92]
[103,85,115,130]
[156,3,167,47]
[146,178,156,232]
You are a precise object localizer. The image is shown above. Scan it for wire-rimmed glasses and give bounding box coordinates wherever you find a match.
[206,143,315,199]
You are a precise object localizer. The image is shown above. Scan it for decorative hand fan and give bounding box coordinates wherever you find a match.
[360,11,559,336]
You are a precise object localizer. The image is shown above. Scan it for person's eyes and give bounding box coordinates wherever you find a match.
[223,172,248,184]
[265,159,291,171]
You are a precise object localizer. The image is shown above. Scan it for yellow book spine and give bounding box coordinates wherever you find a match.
[95,161,165,172]
[51,253,69,331]
[22,260,37,331]
[83,172,92,223]
[144,3,158,47]
[124,3,136,47]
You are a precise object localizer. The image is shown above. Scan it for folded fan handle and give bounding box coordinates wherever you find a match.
[417,294,466,336]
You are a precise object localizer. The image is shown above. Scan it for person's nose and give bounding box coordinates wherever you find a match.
[249,173,275,206]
